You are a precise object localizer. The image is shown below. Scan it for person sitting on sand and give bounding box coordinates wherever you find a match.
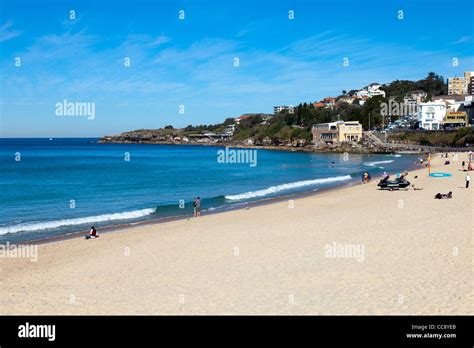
[398,172,408,181]
[444,160,450,165]
[468,162,473,171]
[434,192,452,199]
[84,226,98,239]
[193,196,201,217]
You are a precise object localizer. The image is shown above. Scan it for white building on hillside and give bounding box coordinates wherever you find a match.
[273,105,293,114]
[356,89,369,98]
[356,83,386,98]
[433,98,460,113]
[367,83,386,97]
[418,102,446,130]
[404,90,427,105]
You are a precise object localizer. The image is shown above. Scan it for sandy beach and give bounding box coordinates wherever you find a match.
[1,152,472,315]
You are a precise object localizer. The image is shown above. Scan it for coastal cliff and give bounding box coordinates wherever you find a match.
[98,129,415,154]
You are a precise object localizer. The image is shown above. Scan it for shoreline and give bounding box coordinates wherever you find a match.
[98,137,474,154]
[1,152,472,315]
[98,139,408,154]
[12,176,367,246]
[7,157,422,246]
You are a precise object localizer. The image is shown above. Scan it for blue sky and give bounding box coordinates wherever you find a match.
[0,0,473,137]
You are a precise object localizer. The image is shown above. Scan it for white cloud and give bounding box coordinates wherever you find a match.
[146,34,170,48]
[0,20,22,42]
[452,36,473,44]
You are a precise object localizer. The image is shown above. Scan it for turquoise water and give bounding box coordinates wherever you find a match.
[0,138,416,243]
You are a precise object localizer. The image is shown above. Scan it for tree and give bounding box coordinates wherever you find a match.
[223,118,235,125]
[381,72,447,100]
[360,95,385,130]
[239,115,262,129]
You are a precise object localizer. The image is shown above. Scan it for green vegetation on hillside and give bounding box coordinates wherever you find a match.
[233,72,449,142]
[381,72,447,102]
[387,128,474,146]
[121,72,462,145]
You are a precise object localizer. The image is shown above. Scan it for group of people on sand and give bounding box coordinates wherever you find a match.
[459,152,472,188]
[440,152,472,188]
[434,152,471,199]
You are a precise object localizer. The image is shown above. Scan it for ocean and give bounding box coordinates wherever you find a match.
[0,138,417,243]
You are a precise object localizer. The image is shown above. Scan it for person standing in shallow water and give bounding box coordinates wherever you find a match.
[193,196,201,217]
[362,172,369,183]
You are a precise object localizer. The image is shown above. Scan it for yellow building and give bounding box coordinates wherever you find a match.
[448,71,474,95]
[312,121,362,143]
[443,111,468,127]
[337,121,363,142]
[448,77,468,95]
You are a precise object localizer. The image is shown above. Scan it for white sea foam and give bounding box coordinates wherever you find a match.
[363,160,394,167]
[225,175,351,201]
[386,154,402,157]
[0,208,156,235]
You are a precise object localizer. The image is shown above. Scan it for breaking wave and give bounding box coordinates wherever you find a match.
[0,208,157,235]
[225,175,352,200]
[363,160,394,167]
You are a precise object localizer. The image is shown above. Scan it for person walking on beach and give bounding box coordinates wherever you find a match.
[466,173,471,189]
[193,196,201,217]
[462,161,466,170]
